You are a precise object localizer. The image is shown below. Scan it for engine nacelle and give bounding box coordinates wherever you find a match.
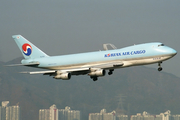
[88,69,106,77]
[53,73,71,80]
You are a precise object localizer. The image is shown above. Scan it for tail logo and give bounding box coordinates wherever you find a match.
[22,43,32,56]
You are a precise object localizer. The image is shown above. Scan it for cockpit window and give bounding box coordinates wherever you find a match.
[158,44,165,47]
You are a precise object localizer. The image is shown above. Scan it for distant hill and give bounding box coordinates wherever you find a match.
[0,58,180,120]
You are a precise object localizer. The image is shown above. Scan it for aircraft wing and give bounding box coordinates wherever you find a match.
[5,62,40,66]
[21,68,90,76]
[20,70,56,74]
[19,61,124,76]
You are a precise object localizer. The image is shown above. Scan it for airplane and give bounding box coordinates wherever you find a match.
[7,35,177,81]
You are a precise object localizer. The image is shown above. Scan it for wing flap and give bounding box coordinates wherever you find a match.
[19,68,90,76]
[29,70,56,74]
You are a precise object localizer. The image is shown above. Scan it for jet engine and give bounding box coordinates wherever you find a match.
[88,68,106,77]
[53,72,71,80]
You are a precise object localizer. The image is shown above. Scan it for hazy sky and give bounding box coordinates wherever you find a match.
[0,0,180,77]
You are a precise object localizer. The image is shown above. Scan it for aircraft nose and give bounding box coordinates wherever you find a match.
[169,48,177,56]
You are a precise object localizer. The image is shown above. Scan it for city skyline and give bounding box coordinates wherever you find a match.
[1,100,180,120]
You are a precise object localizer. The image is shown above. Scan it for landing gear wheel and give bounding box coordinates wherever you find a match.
[108,71,113,75]
[158,67,163,71]
[108,69,114,75]
[90,76,98,81]
[93,77,98,81]
[158,62,163,71]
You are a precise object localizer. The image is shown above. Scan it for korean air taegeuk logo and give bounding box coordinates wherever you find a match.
[22,43,32,56]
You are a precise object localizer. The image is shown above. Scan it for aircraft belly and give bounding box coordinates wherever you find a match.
[122,55,173,67]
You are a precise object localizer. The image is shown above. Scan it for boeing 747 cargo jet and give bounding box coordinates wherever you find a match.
[8,35,177,81]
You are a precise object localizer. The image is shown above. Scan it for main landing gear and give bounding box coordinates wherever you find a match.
[108,69,114,75]
[158,62,163,71]
[91,76,98,81]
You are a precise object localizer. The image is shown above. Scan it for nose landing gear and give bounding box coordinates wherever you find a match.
[158,62,163,71]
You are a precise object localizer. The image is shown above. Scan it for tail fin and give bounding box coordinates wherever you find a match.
[12,35,49,59]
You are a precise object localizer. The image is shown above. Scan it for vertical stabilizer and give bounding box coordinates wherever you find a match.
[12,35,49,59]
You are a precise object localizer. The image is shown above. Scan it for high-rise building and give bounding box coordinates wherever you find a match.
[116,115,128,120]
[0,106,6,120]
[0,101,20,120]
[154,110,171,120]
[89,113,102,120]
[58,106,80,120]
[39,109,50,120]
[131,110,173,120]
[131,112,154,120]
[39,105,81,120]
[6,106,20,120]
[89,109,116,120]
[170,115,180,120]
[49,104,58,120]
[2,101,9,108]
